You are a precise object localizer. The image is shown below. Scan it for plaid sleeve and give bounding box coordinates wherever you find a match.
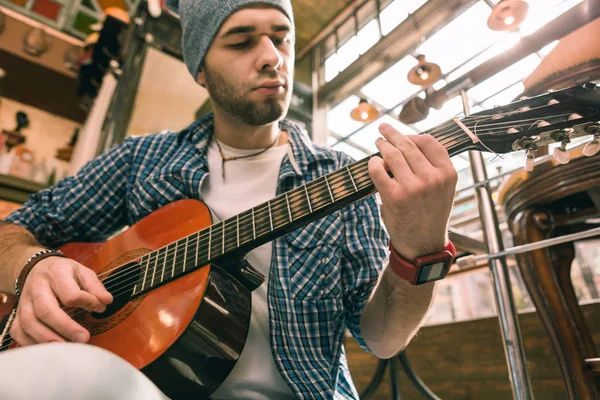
[337,154,390,352]
[3,138,134,248]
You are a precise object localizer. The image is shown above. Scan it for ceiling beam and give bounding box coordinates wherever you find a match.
[297,0,370,61]
[318,0,479,107]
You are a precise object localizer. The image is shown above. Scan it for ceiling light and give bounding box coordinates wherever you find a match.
[487,0,529,32]
[408,55,441,86]
[350,98,379,123]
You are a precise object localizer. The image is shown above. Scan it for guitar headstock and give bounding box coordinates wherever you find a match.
[461,83,600,170]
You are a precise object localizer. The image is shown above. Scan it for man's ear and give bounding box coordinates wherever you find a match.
[196,67,207,88]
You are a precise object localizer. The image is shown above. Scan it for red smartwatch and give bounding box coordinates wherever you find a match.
[388,241,456,285]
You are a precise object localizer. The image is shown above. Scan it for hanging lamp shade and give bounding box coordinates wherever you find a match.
[407,55,441,86]
[487,0,529,32]
[398,96,430,124]
[350,98,379,122]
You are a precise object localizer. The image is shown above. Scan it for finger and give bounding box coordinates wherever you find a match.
[77,265,113,307]
[48,264,106,312]
[31,283,90,343]
[379,124,432,175]
[368,156,397,195]
[375,137,416,180]
[17,296,65,344]
[409,134,453,168]
[9,319,36,347]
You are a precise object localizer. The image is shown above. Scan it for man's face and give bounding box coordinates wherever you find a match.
[198,6,295,126]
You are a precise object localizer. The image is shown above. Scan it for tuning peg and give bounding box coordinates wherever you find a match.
[568,113,583,121]
[524,149,536,171]
[507,127,520,134]
[583,135,600,156]
[548,99,560,105]
[553,143,570,164]
[537,120,550,128]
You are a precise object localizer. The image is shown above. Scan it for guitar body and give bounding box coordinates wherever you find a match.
[0,199,252,399]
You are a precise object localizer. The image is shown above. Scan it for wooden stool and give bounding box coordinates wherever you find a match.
[498,149,600,399]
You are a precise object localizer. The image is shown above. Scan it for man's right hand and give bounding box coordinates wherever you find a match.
[9,257,113,346]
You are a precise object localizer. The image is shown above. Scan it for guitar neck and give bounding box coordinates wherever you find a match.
[131,119,474,294]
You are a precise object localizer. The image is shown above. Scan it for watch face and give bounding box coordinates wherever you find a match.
[416,261,448,284]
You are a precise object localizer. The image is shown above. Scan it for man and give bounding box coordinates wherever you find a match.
[0,0,458,398]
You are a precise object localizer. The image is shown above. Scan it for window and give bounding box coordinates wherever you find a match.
[467,54,541,103]
[361,56,420,109]
[380,0,428,35]
[520,0,584,36]
[327,95,365,137]
[416,2,505,74]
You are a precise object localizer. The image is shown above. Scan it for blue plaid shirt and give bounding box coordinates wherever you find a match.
[5,114,389,399]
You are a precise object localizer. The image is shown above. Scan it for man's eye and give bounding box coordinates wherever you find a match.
[273,37,289,46]
[231,41,250,49]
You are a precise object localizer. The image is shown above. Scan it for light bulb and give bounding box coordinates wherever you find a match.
[504,15,515,25]
[420,71,429,81]
[361,112,369,120]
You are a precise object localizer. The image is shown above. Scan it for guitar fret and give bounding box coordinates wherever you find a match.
[221,221,225,255]
[324,175,335,203]
[207,226,211,260]
[285,193,292,222]
[161,247,167,283]
[304,185,313,213]
[268,200,273,231]
[151,251,158,286]
[346,166,358,192]
[182,236,188,272]
[172,241,178,277]
[140,256,150,292]
[252,207,256,239]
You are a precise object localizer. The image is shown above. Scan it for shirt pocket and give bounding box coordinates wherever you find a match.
[285,211,344,301]
[128,174,191,221]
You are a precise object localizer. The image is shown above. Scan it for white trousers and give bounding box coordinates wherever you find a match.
[0,342,169,400]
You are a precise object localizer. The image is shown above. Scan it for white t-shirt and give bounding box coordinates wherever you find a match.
[200,138,296,399]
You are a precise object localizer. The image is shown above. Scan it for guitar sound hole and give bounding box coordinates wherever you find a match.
[91,261,141,319]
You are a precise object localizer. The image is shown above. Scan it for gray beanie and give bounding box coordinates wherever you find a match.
[165,0,295,79]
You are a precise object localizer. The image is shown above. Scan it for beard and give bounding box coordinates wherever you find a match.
[203,66,291,126]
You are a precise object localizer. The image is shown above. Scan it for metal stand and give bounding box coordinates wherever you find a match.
[460,90,534,399]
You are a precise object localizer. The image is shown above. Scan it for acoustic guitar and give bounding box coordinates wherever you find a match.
[1,83,599,399]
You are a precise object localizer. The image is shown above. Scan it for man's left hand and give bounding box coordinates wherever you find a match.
[368,123,458,261]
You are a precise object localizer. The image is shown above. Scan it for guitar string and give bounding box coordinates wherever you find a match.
[37,111,581,296]
[0,134,470,348]
[0,111,585,348]
[0,163,382,350]
[81,130,467,284]
[92,111,578,280]
[6,135,478,334]
[42,112,574,295]
[0,160,422,351]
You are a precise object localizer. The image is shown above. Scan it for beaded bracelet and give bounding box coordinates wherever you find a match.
[15,249,66,297]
